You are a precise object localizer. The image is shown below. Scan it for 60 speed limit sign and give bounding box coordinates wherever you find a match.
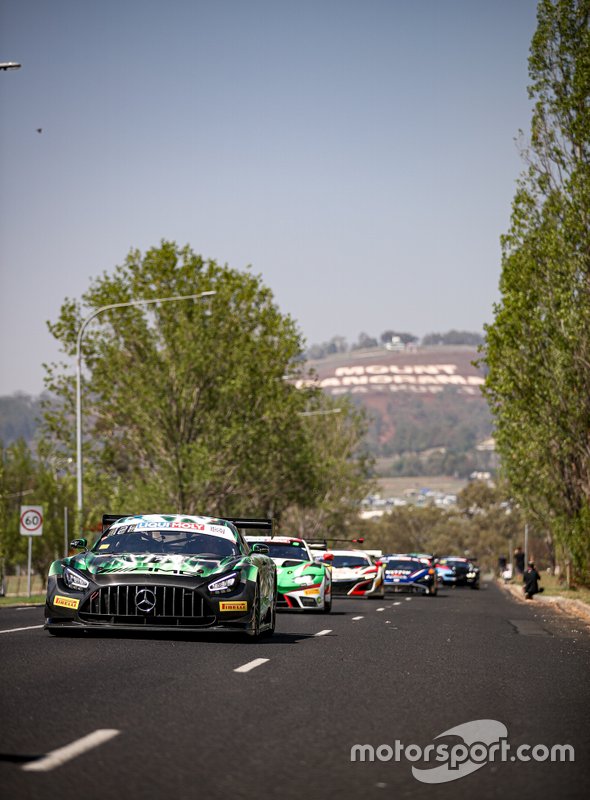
[20,506,43,536]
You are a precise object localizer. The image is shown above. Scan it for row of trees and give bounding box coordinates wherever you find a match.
[483,0,590,580]
[1,242,373,580]
[305,330,483,360]
[356,481,542,575]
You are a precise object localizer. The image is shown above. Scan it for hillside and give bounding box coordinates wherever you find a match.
[302,345,494,478]
[1,346,493,479]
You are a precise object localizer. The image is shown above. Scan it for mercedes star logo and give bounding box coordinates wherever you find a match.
[135,587,156,613]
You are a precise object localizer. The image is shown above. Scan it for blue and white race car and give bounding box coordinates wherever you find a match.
[383,555,438,596]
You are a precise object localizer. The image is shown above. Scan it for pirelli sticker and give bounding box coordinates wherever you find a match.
[304,588,320,595]
[219,601,248,612]
[53,595,80,610]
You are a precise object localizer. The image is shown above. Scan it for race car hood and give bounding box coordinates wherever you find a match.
[274,560,325,591]
[332,566,372,581]
[69,552,238,578]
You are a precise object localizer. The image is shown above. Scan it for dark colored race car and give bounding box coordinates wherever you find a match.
[436,556,480,589]
[383,555,438,596]
[44,514,277,637]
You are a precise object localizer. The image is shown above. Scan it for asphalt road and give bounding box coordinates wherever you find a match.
[1,582,589,800]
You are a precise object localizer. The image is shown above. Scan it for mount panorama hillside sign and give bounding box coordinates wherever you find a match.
[296,347,485,397]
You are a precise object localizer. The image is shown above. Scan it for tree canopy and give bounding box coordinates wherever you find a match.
[42,242,371,539]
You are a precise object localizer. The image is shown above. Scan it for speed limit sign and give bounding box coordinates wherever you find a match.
[20,506,43,536]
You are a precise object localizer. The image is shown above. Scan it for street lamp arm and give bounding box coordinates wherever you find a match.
[75,291,217,356]
[75,290,216,531]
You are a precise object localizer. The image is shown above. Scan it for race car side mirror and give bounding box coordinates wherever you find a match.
[69,538,88,552]
[323,553,334,562]
[251,543,269,554]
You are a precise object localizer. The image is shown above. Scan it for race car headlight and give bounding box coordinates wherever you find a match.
[207,572,240,594]
[292,575,314,586]
[467,572,476,578]
[62,566,90,591]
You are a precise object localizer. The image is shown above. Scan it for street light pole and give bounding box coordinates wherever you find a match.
[75,290,216,532]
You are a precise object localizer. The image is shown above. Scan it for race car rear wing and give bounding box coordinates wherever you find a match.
[306,539,328,550]
[225,517,273,534]
[102,514,131,533]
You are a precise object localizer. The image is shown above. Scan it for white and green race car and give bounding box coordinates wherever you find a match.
[245,536,332,612]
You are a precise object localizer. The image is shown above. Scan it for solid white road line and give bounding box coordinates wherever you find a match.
[22,729,120,772]
[352,616,364,621]
[314,629,332,637]
[0,625,44,635]
[234,658,270,673]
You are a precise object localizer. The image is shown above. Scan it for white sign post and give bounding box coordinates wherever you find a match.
[20,506,43,597]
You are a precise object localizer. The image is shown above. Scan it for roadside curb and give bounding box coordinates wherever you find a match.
[497,579,590,623]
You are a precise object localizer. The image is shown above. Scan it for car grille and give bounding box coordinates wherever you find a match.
[79,584,215,626]
[332,580,365,595]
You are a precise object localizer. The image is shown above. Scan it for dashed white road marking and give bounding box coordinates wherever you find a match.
[22,729,120,772]
[405,597,412,601]
[376,607,385,612]
[393,601,401,606]
[352,616,364,621]
[234,658,270,673]
[315,629,332,637]
[0,625,43,635]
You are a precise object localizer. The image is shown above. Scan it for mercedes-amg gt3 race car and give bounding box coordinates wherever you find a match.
[245,536,332,612]
[383,555,438,595]
[45,514,277,637]
[328,550,385,598]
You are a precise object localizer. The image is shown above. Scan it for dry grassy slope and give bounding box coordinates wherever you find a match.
[308,345,490,452]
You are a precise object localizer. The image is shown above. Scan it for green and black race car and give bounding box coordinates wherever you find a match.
[45,514,277,638]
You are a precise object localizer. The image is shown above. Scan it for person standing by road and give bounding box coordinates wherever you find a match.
[523,561,544,599]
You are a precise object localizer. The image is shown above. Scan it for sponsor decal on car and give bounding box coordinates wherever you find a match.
[219,601,248,612]
[304,588,321,595]
[54,595,80,609]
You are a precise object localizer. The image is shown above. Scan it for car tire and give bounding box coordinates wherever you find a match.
[322,597,332,613]
[262,581,277,637]
[247,584,262,639]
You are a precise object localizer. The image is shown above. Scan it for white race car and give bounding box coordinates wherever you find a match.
[327,550,385,598]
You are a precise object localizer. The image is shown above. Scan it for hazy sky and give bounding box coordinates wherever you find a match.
[0,0,538,396]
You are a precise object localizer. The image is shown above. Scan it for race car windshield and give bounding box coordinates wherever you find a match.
[386,560,422,570]
[331,555,370,568]
[93,530,239,558]
[263,543,310,561]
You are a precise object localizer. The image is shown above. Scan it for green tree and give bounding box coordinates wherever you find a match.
[0,439,75,582]
[482,0,590,576]
[43,242,370,532]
